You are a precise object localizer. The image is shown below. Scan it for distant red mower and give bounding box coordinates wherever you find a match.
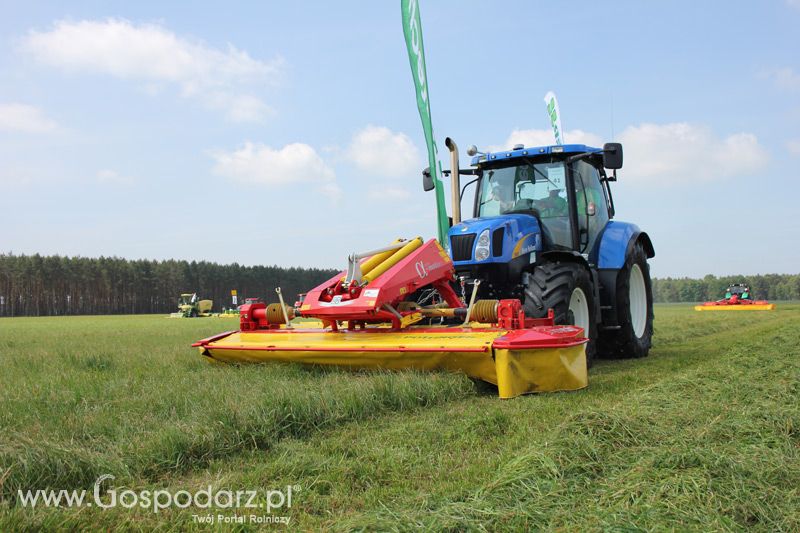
[695,283,775,311]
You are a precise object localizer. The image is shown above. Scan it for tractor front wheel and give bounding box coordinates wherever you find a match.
[524,261,597,367]
[599,242,653,358]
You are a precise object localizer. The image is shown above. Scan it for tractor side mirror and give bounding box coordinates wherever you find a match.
[603,143,623,170]
[422,167,435,192]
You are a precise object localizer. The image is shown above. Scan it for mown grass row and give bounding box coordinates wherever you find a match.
[0,316,474,503]
[339,319,800,531]
[1,307,797,531]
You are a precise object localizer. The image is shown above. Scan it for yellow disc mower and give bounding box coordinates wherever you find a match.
[695,283,775,311]
[194,238,588,398]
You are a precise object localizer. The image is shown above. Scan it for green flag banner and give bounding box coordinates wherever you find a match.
[401,0,450,247]
[544,91,564,145]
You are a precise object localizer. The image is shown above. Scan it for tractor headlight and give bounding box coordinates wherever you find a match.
[475,229,490,261]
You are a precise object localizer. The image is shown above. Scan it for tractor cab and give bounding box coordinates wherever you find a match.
[448,143,623,295]
[470,144,614,255]
[725,284,752,300]
[178,293,196,306]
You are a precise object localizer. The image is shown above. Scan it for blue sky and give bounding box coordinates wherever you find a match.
[1,1,798,278]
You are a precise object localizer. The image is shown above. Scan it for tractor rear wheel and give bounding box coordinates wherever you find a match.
[523,261,597,367]
[599,242,653,358]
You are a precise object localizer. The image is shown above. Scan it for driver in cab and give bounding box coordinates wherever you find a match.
[486,181,515,215]
[538,188,567,217]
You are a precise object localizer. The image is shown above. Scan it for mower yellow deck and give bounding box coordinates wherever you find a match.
[194,327,587,399]
[694,304,775,311]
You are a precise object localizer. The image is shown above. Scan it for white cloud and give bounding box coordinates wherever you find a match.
[487,128,603,153]
[216,94,273,123]
[787,138,800,156]
[766,67,800,91]
[211,142,338,198]
[0,103,58,133]
[317,182,343,202]
[346,125,421,177]
[491,123,767,185]
[22,19,282,122]
[617,123,768,183]
[96,169,134,185]
[787,0,800,10]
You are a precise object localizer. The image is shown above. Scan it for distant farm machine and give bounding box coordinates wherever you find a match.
[217,307,239,318]
[217,290,246,318]
[695,283,775,311]
[170,293,213,318]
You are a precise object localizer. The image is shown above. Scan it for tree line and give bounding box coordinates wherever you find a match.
[652,274,800,303]
[0,253,337,317]
[1,252,798,316]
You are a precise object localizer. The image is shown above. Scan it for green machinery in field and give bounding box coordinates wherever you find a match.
[170,293,213,318]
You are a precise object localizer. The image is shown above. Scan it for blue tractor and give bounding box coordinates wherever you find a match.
[424,139,655,365]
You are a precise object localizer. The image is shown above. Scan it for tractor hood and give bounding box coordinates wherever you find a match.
[448,214,542,266]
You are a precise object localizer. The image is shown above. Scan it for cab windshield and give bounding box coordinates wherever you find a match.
[477,161,568,219]
[476,160,572,248]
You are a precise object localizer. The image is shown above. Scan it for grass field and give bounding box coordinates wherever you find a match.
[1,305,798,531]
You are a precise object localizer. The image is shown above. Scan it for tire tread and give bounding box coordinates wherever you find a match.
[524,261,597,366]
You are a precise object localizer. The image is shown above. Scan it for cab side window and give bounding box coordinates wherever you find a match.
[574,160,610,253]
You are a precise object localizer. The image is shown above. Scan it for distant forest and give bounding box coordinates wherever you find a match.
[0,253,797,316]
[0,253,337,317]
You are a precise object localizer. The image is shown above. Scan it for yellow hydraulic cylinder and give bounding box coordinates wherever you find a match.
[340,239,405,283]
[362,237,423,283]
[359,238,405,278]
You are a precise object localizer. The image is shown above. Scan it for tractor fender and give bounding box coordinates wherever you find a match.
[596,222,654,328]
[597,221,654,270]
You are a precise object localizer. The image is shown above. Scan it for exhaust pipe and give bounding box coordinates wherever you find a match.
[445,137,461,225]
